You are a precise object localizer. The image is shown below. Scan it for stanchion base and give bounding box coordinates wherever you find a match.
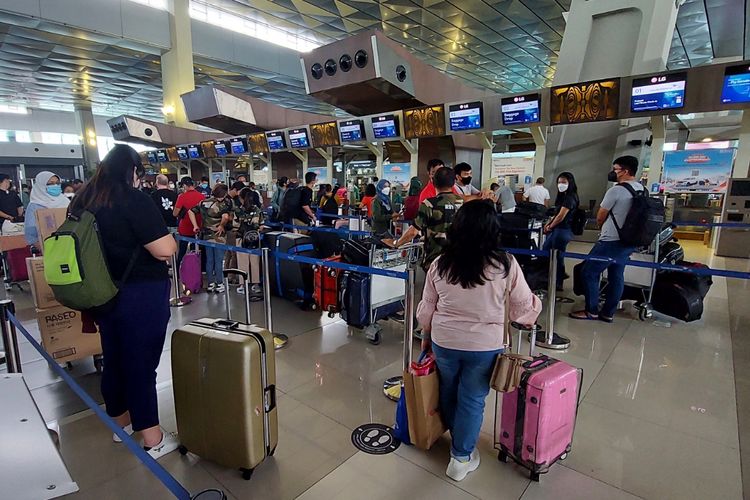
[170,296,192,307]
[533,331,571,350]
[555,296,574,304]
[192,488,227,500]
[273,334,289,350]
[383,376,402,401]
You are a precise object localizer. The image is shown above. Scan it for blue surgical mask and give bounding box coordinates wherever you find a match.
[46,185,62,197]
[201,183,209,188]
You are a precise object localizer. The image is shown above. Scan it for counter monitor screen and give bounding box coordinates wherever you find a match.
[146,151,158,164]
[339,120,365,142]
[214,140,229,157]
[229,137,247,155]
[730,180,750,196]
[266,131,287,151]
[288,128,310,149]
[631,72,687,112]
[176,146,189,161]
[187,144,203,159]
[448,101,483,131]
[371,114,400,139]
[156,150,168,163]
[721,64,750,104]
[501,94,541,125]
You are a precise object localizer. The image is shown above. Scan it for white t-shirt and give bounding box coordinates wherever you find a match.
[454,183,480,196]
[599,180,645,242]
[524,184,550,205]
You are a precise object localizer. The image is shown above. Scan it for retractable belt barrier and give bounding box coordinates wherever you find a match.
[280,223,372,237]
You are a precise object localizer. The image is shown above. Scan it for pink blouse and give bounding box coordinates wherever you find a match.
[416,256,542,352]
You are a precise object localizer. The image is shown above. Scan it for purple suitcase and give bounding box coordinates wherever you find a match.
[494,354,582,481]
[180,246,202,294]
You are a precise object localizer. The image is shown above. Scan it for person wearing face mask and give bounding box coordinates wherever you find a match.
[371,179,399,236]
[452,163,482,201]
[192,184,233,293]
[570,156,644,323]
[62,183,76,199]
[70,144,177,459]
[24,171,69,247]
[316,183,338,225]
[196,176,211,198]
[0,174,24,228]
[418,158,446,203]
[542,172,579,291]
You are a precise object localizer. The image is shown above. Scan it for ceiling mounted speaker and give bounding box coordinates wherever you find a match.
[144,128,153,137]
[339,54,352,72]
[324,59,337,76]
[396,65,407,82]
[311,63,323,80]
[355,49,368,68]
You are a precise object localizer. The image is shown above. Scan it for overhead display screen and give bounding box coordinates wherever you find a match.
[288,128,311,149]
[721,64,750,104]
[404,105,446,139]
[229,137,247,155]
[371,114,400,139]
[155,149,168,163]
[310,121,340,148]
[448,101,483,131]
[501,94,541,126]
[266,131,287,151]
[201,141,217,158]
[631,72,687,112]
[247,132,269,154]
[146,151,158,164]
[214,140,229,157]
[187,144,203,159]
[166,147,180,162]
[176,146,189,161]
[551,78,620,125]
[339,120,365,142]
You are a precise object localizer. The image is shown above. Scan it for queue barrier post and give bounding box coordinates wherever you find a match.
[382,265,416,401]
[0,300,21,373]
[536,249,571,350]
[262,248,289,349]
[169,251,190,308]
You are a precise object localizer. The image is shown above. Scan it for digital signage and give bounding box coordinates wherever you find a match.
[146,151,158,164]
[229,137,247,155]
[187,144,203,159]
[371,114,400,139]
[214,140,229,157]
[176,146,189,161]
[155,149,168,163]
[339,120,365,143]
[550,78,620,125]
[266,131,287,151]
[721,64,750,104]
[404,105,446,139]
[288,128,310,149]
[448,101,483,131]
[501,94,541,126]
[247,132,269,154]
[166,147,180,162]
[310,121,340,148]
[201,141,217,158]
[631,72,687,112]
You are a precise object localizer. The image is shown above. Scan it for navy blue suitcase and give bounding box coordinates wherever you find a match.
[263,232,315,301]
[340,271,404,328]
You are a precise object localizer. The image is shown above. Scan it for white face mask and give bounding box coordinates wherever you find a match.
[381,187,391,196]
[558,183,569,193]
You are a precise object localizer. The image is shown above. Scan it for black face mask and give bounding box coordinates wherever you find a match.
[461,176,472,186]
[607,170,618,182]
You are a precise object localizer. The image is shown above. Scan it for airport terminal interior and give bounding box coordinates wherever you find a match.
[1,0,750,499]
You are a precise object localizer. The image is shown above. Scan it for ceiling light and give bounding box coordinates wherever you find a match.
[702,137,713,142]
[162,104,175,115]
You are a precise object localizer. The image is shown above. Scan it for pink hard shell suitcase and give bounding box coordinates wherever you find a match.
[494,354,582,481]
[179,244,202,294]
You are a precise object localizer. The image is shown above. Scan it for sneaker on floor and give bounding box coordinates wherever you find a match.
[112,424,134,443]
[237,286,245,294]
[446,449,480,482]
[207,283,216,293]
[214,284,226,293]
[145,430,179,460]
[250,284,262,295]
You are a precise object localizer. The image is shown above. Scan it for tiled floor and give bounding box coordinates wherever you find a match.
[3,240,747,499]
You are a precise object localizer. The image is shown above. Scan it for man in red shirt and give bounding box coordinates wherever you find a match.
[418,158,445,204]
[173,177,204,268]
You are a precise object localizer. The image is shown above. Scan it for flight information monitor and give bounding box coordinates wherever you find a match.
[721,63,750,104]
[448,101,483,131]
[229,137,247,155]
[155,150,168,163]
[339,120,365,142]
[631,72,687,112]
[501,94,541,126]
[146,151,158,164]
[187,144,203,159]
[371,114,400,139]
[214,140,229,156]
[288,128,310,149]
[176,146,189,161]
[266,131,287,151]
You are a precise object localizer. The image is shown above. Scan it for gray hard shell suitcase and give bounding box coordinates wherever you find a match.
[171,269,278,480]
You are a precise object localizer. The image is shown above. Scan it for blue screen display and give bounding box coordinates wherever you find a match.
[156,150,168,162]
[266,132,286,151]
[230,138,246,155]
[340,120,365,142]
[372,114,399,139]
[721,64,750,104]
[448,102,483,131]
[501,94,541,125]
[288,129,310,149]
[631,73,686,112]
[176,147,189,161]
[214,141,228,156]
[146,151,158,164]
[187,144,202,158]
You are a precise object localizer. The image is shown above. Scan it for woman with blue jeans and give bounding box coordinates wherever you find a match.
[417,201,541,482]
[193,184,232,293]
[542,172,580,291]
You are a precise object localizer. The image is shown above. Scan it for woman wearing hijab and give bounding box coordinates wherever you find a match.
[24,171,70,248]
[403,176,424,221]
[371,179,399,236]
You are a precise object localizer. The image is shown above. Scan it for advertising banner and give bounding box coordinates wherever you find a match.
[661,149,736,193]
[491,154,535,189]
[306,167,329,186]
[383,163,411,187]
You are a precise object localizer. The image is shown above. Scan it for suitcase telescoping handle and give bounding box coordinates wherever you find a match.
[222,269,251,325]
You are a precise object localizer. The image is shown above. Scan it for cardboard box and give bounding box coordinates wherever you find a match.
[35,207,68,246]
[0,234,27,251]
[26,257,59,309]
[37,306,101,364]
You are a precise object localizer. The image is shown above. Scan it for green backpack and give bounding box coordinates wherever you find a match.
[43,210,137,311]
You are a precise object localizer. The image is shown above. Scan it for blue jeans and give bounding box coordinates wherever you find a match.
[542,227,573,288]
[581,240,636,318]
[432,342,503,461]
[205,245,225,285]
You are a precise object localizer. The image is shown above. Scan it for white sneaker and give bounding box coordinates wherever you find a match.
[145,430,179,460]
[237,286,245,294]
[112,424,134,443]
[207,283,216,293]
[446,449,480,482]
[215,284,226,293]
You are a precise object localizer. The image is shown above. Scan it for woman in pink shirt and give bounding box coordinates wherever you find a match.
[417,200,541,482]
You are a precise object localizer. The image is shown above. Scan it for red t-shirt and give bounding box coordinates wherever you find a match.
[418,182,437,204]
[360,196,375,217]
[175,190,205,236]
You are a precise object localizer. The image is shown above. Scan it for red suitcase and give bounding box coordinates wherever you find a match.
[494,354,582,481]
[313,255,342,317]
[4,246,32,284]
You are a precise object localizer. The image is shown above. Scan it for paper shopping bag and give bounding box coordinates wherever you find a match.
[404,369,446,450]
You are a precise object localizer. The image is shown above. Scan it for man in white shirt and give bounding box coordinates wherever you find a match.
[523,177,550,206]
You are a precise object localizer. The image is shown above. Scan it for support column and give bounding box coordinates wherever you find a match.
[74,102,99,179]
[161,0,195,128]
[315,147,333,185]
[367,144,384,179]
[736,111,750,178]
[676,128,690,150]
[399,140,419,180]
[646,116,666,192]
[530,126,546,180]
[476,133,495,190]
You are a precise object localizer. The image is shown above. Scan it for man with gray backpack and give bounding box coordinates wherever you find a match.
[570,155,664,323]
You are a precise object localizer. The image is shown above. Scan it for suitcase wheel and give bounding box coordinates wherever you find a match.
[498,450,507,463]
[241,468,254,480]
[93,355,104,374]
[559,452,568,460]
[530,471,540,482]
[269,446,276,457]
[178,445,188,456]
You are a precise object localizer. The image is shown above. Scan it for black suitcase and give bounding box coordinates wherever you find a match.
[342,239,371,266]
[311,230,343,259]
[515,201,547,219]
[573,262,586,296]
[263,231,315,301]
[659,241,684,264]
[652,280,703,322]
[656,261,713,299]
[521,258,548,292]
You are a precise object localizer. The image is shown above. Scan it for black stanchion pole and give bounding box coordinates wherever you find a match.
[382,266,415,401]
[0,299,21,373]
[262,248,288,349]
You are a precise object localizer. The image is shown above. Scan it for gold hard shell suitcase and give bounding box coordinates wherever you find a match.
[171,269,278,480]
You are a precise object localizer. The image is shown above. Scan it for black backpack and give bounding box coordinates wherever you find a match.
[609,183,665,247]
[279,185,301,223]
[570,208,587,235]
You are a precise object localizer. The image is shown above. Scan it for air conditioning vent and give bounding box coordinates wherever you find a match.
[355,50,368,68]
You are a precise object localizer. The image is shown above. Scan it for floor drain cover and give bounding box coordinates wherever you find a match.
[351,423,401,455]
